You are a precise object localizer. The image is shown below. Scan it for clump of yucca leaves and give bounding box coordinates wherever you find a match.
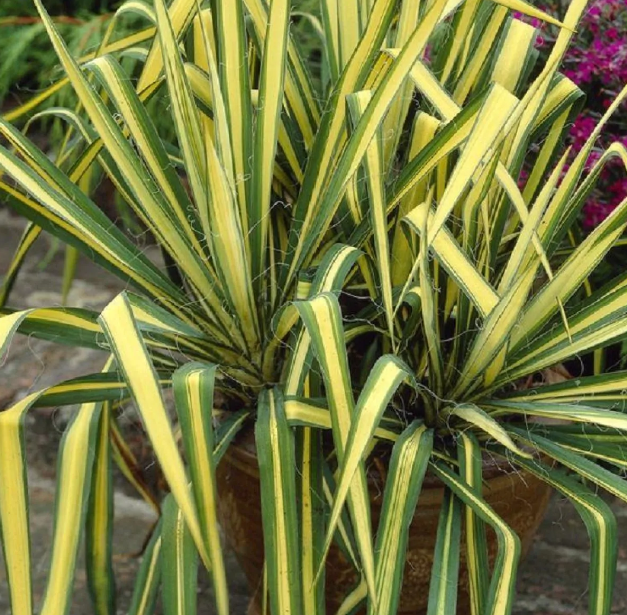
[2,0,627,614]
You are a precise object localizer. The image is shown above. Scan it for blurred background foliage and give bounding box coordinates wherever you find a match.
[0,0,322,110]
[0,1,119,104]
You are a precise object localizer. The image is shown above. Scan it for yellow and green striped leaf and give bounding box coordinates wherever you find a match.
[492,0,568,28]
[453,270,536,394]
[0,146,196,329]
[427,84,518,242]
[243,0,319,144]
[426,488,462,615]
[381,0,421,165]
[487,400,627,433]
[249,0,291,291]
[508,428,627,505]
[161,495,199,615]
[371,422,433,615]
[288,0,456,282]
[154,0,258,350]
[447,404,531,458]
[136,0,199,92]
[2,17,159,125]
[99,293,210,568]
[403,201,499,318]
[417,196,444,398]
[32,0,217,304]
[457,434,489,615]
[282,0,399,286]
[209,0,253,232]
[533,427,627,468]
[0,402,32,615]
[0,221,41,307]
[293,293,377,600]
[295,425,325,615]
[501,452,617,615]
[346,90,395,345]
[284,398,401,442]
[432,462,521,615]
[40,401,103,615]
[512,195,627,350]
[502,284,627,384]
[320,355,412,578]
[281,244,362,396]
[0,379,133,615]
[501,370,627,405]
[86,397,116,615]
[173,362,228,615]
[255,388,302,615]
[127,520,162,615]
[84,55,203,252]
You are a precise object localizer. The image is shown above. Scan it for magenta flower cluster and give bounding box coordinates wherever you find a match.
[516,0,627,229]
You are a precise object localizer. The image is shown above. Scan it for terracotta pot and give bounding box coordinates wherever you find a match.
[216,430,552,614]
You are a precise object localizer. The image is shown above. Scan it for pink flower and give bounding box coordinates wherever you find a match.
[517,0,627,231]
[583,201,614,229]
[606,27,619,39]
[517,168,529,190]
[570,115,598,151]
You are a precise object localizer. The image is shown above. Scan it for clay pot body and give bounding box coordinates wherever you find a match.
[216,432,552,614]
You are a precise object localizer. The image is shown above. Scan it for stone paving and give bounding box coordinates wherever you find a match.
[1,209,627,614]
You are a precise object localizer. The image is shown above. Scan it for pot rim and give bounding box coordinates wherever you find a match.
[222,424,540,499]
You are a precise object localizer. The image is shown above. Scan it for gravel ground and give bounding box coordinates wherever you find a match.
[1,210,627,614]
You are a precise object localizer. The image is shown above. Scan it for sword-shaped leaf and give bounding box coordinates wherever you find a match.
[249,0,290,292]
[161,495,199,615]
[319,355,412,582]
[296,426,325,615]
[293,293,377,601]
[0,401,33,615]
[0,221,41,307]
[99,293,210,568]
[447,404,531,458]
[371,423,433,615]
[500,452,617,615]
[153,0,258,350]
[346,91,395,346]
[86,396,116,615]
[457,434,489,615]
[209,0,253,232]
[127,520,163,615]
[31,0,226,328]
[432,462,521,615]
[173,362,228,615]
[508,428,627,505]
[40,401,102,615]
[255,388,302,615]
[426,488,462,615]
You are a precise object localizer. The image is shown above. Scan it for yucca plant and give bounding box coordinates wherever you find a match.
[2,0,627,614]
